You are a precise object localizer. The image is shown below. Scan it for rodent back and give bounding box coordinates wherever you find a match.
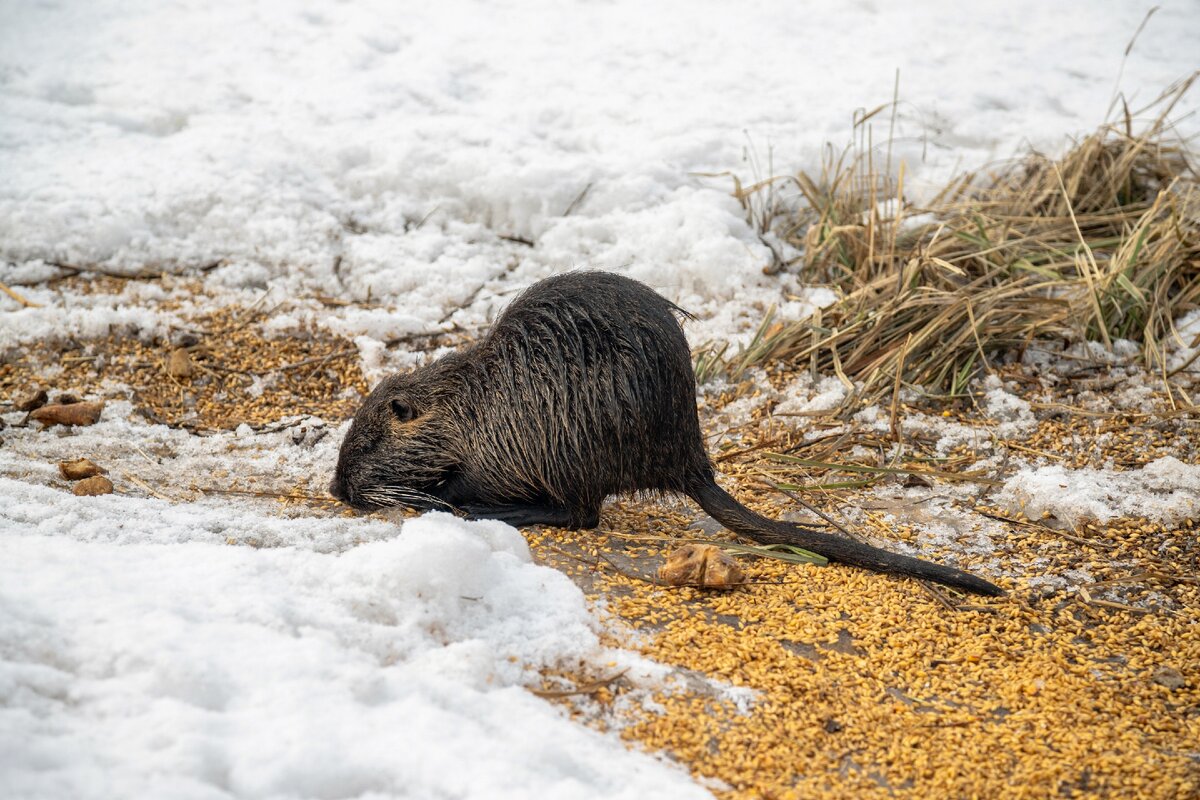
[439,272,713,507]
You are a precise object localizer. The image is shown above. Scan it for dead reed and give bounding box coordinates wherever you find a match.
[698,76,1199,411]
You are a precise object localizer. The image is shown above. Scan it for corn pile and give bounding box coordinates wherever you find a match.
[1,285,369,432]
[525,366,1199,799]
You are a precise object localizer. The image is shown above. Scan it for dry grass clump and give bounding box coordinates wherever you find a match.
[699,77,1199,408]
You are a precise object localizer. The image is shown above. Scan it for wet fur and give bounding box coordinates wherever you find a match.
[331,271,1002,596]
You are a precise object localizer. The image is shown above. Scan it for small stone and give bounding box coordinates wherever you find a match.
[658,544,746,589]
[166,348,195,378]
[780,510,822,525]
[73,475,114,496]
[1152,666,1186,691]
[30,400,105,427]
[53,392,82,405]
[59,458,107,480]
[172,331,202,348]
[686,518,724,536]
[15,388,48,412]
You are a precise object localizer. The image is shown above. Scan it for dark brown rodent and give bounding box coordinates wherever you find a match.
[330,271,1002,596]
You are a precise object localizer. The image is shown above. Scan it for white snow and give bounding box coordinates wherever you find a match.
[997,457,1200,527]
[774,374,848,416]
[3,0,1200,795]
[1168,309,1200,373]
[0,494,708,800]
[851,403,999,456]
[981,375,1038,439]
[3,0,1198,350]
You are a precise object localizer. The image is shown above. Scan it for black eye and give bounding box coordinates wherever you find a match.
[390,399,416,422]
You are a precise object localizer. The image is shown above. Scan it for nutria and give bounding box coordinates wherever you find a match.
[330,271,1002,596]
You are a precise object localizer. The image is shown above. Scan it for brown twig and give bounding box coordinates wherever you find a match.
[562,182,593,216]
[189,485,330,502]
[1078,586,1154,615]
[0,280,41,308]
[529,668,628,698]
[252,349,357,376]
[120,471,176,501]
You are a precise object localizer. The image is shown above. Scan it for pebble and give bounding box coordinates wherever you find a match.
[72,475,114,496]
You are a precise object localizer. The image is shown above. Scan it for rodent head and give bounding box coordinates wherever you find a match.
[328,372,454,511]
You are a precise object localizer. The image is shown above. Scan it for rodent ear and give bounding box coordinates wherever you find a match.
[390,399,416,423]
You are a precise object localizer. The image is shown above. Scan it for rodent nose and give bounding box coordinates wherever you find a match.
[328,477,347,502]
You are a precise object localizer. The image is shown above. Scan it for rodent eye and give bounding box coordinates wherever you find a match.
[390,399,416,423]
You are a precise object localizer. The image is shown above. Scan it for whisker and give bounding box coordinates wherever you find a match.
[361,484,459,514]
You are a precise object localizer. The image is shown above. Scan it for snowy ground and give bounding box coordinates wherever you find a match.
[2,1,1199,798]
[3,0,1198,349]
[1,504,710,799]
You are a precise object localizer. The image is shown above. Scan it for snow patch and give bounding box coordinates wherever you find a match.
[774,374,847,416]
[982,374,1037,438]
[996,457,1200,526]
[0,509,708,800]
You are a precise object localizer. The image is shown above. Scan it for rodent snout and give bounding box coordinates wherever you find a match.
[328,476,347,502]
